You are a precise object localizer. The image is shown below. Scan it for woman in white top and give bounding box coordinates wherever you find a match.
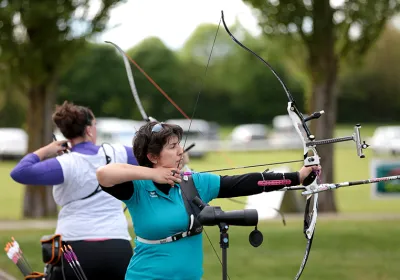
[10,101,136,280]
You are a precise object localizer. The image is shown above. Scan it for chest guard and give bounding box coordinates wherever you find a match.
[180,175,204,237]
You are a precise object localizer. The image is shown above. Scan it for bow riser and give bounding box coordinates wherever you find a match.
[287,103,320,162]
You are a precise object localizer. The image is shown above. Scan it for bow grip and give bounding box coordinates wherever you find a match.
[303,152,319,186]
[302,171,317,186]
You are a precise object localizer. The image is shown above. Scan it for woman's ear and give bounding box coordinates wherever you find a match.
[147,153,158,164]
[86,126,93,137]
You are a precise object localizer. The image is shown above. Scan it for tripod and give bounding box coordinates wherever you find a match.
[192,196,262,280]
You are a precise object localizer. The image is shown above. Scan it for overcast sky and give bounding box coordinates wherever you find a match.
[94,0,261,50]
[92,0,400,51]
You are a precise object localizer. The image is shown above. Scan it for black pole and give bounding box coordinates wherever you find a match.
[193,196,259,280]
[219,222,229,280]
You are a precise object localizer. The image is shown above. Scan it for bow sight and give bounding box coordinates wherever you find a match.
[292,107,370,158]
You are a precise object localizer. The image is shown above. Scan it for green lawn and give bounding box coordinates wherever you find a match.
[1,220,400,279]
[2,145,400,220]
[0,161,24,220]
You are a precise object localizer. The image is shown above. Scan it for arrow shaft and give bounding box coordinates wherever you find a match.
[302,175,400,195]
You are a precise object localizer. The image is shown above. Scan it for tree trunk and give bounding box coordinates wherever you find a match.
[307,0,339,212]
[311,73,338,212]
[23,84,58,218]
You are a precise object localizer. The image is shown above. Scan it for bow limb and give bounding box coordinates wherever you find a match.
[106,41,190,120]
[221,10,318,280]
[105,41,152,122]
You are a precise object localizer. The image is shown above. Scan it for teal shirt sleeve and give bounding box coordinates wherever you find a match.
[192,172,220,203]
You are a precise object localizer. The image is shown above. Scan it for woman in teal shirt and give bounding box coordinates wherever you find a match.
[96,122,318,280]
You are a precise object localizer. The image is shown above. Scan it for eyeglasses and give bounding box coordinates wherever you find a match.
[151,122,165,133]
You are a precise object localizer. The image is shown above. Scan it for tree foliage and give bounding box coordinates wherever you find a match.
[0,0,125,218]
[338,24,400,122]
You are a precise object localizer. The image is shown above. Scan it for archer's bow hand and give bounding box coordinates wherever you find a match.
[299,165,321,185]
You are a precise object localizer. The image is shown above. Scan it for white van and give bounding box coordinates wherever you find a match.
[95,118,145,146]
[0,128,28,159]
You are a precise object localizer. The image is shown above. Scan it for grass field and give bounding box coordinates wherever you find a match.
[1,220,400,279]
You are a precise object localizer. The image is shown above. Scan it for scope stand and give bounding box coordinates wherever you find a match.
[192,196,260,280]
[219,222,229,280]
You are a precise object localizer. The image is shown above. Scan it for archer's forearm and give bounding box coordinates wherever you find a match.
[10,154,64,185]
[96,163,154,187]
[217,172,300,198]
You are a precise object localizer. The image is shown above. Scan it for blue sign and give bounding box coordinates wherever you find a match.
[371,160,400,198]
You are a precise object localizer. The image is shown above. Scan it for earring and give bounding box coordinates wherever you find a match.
[154,161,158,164]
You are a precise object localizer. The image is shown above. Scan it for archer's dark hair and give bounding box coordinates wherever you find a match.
[133,122,183,168]
[52,101,94,139]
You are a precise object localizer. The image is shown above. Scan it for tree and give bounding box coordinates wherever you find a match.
[0,0,125,218]
[338,24,400,123]
[58,43,132,119]
[126,37,188,120]
[242,0,400,212]
[179,22,305,124]
[0,69,26,127]
[179,23,239,123]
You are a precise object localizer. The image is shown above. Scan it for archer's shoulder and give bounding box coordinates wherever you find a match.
[54,152,78,171]
[191,172,220,184]
[55,152,74,163]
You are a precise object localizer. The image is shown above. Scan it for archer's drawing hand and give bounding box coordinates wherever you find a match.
[35,140,69,160]
[299,165,321,184]
[152,167,182,186]
[48,140,69,156]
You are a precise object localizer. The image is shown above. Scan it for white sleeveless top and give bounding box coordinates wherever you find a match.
[53,143,131,241]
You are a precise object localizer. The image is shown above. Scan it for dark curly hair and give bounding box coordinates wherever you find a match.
[52,101,94,139]
[133,122,183,168]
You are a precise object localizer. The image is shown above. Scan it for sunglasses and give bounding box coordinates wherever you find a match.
[151,122,165,133]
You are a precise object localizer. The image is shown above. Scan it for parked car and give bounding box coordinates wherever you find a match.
[230,124,269,143]
[268,115,303,149]
[54,118,145,147]
[370,126,400,155]
[0,128,28,159]
[96,118,145,146]
[165,119,220,158]
[272,115,293,131]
